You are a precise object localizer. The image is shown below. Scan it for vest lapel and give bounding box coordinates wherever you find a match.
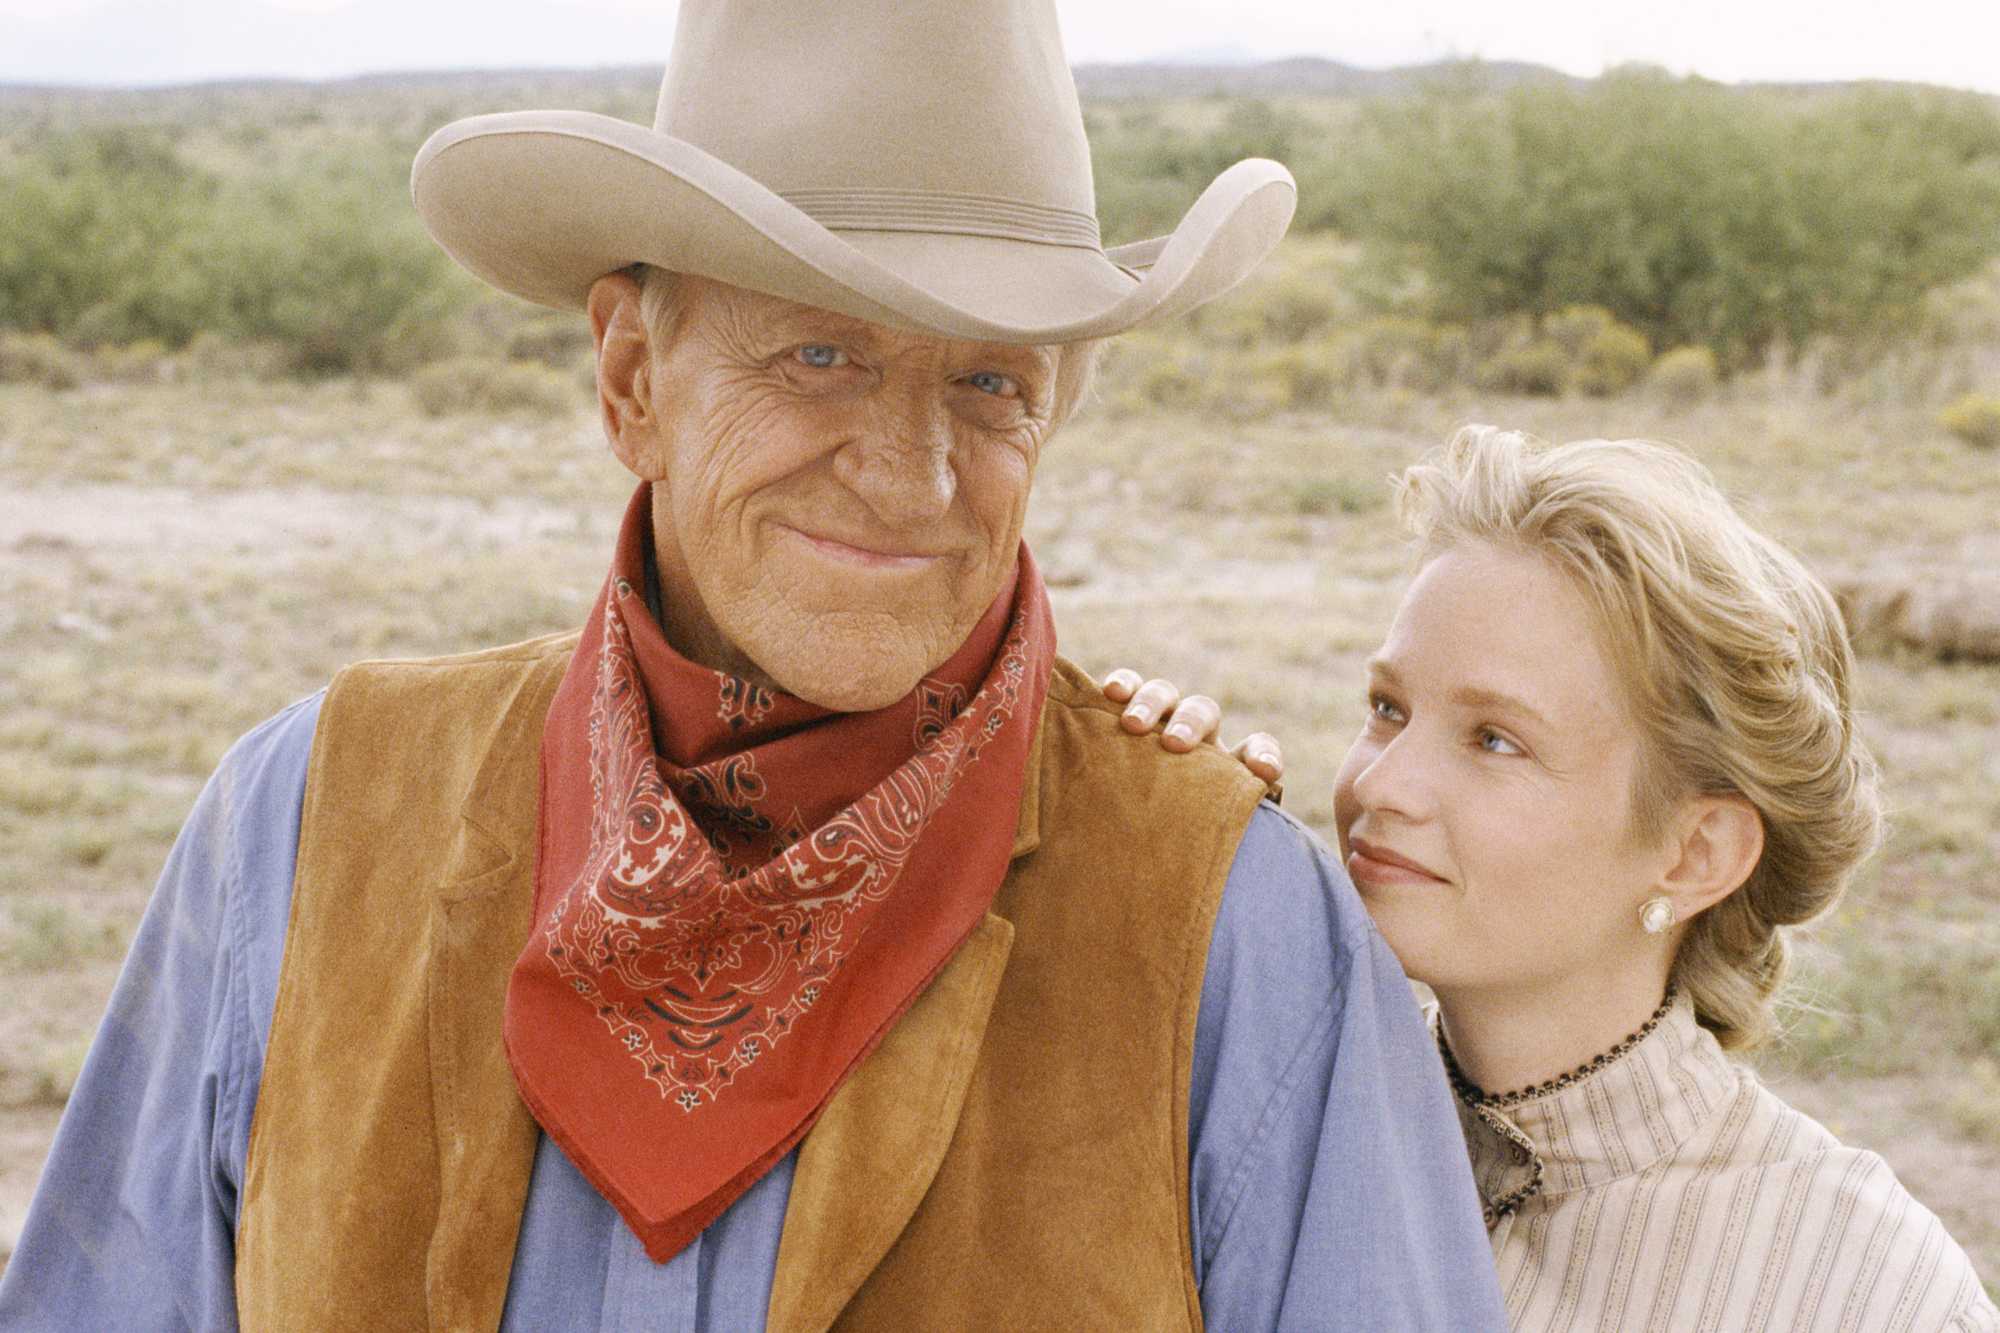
[764,709,1047,1332]
[765,911,1017,1333]
[424,656,565,1331]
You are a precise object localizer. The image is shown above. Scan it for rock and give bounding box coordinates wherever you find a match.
[1832,576,2000,663]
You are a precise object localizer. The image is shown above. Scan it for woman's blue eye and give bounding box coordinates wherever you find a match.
[1477,728,1522,756]
[967,371,1013,396]
[1368,695,1405,723]
[796,344,846,368]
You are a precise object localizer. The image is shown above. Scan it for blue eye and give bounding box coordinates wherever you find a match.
[795,344,847,369]
[967,371,1014,396]
[1476,728,1523,756]
[1368,694,1405,724]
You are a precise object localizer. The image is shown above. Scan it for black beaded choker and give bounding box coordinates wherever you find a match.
[1437,983,1679,1111]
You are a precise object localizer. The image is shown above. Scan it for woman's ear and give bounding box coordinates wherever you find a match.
[1658,795,1766,920]
[587,271,662,479]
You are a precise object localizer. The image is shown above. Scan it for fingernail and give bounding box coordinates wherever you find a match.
[1165,723,1193,744]
[1126,705,1152,726]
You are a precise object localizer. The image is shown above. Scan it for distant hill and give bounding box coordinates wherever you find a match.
[0,58,1988,118]
[1072,56,1584,100]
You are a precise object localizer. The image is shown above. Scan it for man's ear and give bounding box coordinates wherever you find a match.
[1657,795,1766,921]
[587,271,662,479]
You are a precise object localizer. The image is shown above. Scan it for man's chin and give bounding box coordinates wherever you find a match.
[750,633,943,714]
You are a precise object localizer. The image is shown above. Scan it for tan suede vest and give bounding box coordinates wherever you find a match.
[235,634,1265,1331]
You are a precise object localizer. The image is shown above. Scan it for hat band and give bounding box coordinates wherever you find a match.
[780,186,1102,251]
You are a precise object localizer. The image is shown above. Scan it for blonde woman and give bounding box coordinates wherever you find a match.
[1110,427,1997,1331]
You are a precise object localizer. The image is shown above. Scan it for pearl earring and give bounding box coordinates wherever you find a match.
[1640,897,1677,934]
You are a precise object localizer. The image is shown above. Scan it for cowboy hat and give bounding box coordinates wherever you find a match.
[411,0,1296,344]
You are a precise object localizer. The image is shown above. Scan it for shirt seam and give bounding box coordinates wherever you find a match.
[1197,947,1354,1266]
[213,741,256,1206]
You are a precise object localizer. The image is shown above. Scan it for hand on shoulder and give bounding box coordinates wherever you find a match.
[1099,667,1284,787]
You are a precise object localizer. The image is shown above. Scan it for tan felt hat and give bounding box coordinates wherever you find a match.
[411,0,1297,344]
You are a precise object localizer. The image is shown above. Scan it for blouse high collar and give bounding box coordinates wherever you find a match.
[1449,990,1741,1225]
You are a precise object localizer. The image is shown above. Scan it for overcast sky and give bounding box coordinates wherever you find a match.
[3,0,1997,96]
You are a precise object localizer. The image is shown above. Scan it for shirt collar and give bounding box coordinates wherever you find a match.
[1448,990,1741,1218]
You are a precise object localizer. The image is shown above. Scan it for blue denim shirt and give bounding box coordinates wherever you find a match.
[0,694,1503,1331]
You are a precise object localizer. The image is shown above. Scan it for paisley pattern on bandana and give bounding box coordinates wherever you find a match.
[717,675,776,731]
[507,482,1053,1263]
[542,578,1034,1111]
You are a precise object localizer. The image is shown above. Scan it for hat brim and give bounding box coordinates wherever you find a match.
[411,111,1295,344]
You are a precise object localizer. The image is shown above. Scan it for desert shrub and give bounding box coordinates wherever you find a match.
[179,331,292,382]
[192,154,472,375]
[88,340,174,385]
[1282,474,1377,516]
[1573,321,1652,397]
[1335,71,2000,360]
[1244,346,1340,410]
[1335,317,1422,390]
[0,128,219,347]
[1080,100,1344,245]
[1126,355,1204,411]
[505,312,595,369]
[1191,245,1356,349]
[410,358,579,418]
[1648,345,1722,408]
[0,129,472,374]
[1542,305,1616,359]
[1939,393,2000,448]
[1476,339,1569,396]
[0,332,84,390]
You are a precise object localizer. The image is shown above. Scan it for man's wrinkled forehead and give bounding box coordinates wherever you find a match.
[685,275,1059,376]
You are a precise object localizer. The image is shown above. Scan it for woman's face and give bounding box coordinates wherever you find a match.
[1332,541,1676,1002]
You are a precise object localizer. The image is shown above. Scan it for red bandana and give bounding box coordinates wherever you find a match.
[505,484,1055,1262]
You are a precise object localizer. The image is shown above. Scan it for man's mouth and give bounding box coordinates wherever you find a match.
[774,523,948,572]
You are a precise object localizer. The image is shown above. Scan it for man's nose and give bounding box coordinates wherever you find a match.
[833,387,958,528]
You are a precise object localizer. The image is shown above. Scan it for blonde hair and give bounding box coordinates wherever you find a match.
[1395,426,1883,1050]
[629,262,1101,425]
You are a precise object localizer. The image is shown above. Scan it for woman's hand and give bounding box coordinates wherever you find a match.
[1101,669,1285,787]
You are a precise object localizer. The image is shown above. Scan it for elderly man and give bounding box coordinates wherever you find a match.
[0,3,1502,1329]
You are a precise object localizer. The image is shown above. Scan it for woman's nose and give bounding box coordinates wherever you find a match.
[1351,731,1433,821]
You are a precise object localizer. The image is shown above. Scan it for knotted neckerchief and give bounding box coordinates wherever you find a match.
[506,484,1055,1262]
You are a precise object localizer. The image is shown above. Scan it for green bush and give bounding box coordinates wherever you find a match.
[1126,356,1205,411]
[1476,340,1569,396]
[505,312,595,369]
[1090,98,1330,244]
[1335,72,2000,360]
[179,331,291,382]
[1337,317,1456,391]
[0,128,219,348]
[1542,305,1616,359]
[410,358,580,418]
[1574,322,1652,397]
[192,155,472,375]
[0,332,84,390]
[1649,345,1722,408]
[0,130,472,374]
[1939,393,2000,448]
[1244,346,1340,410]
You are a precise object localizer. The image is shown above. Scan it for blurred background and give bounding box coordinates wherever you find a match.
[1,0,1996,1289]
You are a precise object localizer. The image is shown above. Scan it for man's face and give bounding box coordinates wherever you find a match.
[621,276,1063,712]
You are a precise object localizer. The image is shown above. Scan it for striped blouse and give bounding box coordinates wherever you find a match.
[1446,992,1998,1332]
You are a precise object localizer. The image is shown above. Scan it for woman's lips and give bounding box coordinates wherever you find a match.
[1346,836,1449,888]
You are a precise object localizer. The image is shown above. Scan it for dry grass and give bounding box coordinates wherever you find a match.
[2,299,1997,1283]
